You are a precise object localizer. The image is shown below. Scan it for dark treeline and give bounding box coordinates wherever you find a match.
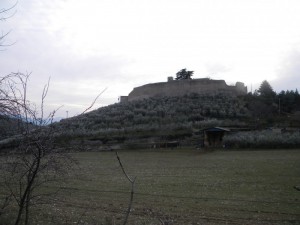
[245,80,300,117]
[276,89,300,113]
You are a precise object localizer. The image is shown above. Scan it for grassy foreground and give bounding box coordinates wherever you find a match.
[1,149,300,225]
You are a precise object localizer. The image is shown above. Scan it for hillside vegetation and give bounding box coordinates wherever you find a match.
[0,116,34,140]
[52,87,300,149]
[63,93,249,128]
[54,94,252,147]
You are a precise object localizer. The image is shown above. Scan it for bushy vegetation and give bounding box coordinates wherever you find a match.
[67,93,249,129]
[0,116,36,141]
[247,80,300,118]
[0,116,19,139]
[51,84,300,148]
[54,93,250,144]
[224,130,300,149]
[277,89,300,113]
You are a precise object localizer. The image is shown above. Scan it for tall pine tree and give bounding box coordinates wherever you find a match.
[257,80,276,104]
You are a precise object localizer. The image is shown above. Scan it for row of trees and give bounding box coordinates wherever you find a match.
[173,69,299,115]
[277,89,300,113]
[61,93,249,128]
[174,71,299,114]
[253,80,300,114]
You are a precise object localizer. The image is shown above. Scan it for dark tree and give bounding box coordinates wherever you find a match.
[277,89,300,113]
[257,80,276,104]
[257,80,275,97]
[175,68,194,80]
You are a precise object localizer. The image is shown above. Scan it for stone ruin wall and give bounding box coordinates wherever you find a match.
[120,78,247,102]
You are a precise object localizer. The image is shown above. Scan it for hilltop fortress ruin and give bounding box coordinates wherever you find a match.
[120,77,247,102]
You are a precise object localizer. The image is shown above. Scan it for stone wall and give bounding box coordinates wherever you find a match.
[121,78,247,102]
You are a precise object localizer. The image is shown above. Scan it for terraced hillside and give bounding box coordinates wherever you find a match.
[54,93,252,148]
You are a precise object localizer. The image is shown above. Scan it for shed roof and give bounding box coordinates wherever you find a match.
[201,127,230,132]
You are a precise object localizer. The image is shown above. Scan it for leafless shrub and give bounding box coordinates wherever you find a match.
[0,72,75,225]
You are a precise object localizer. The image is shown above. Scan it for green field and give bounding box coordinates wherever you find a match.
[1,149,300,225]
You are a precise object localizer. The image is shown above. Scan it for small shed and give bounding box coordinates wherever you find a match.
[201,127,230,147]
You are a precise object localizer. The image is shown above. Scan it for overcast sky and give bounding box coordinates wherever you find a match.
[1,0,300,117]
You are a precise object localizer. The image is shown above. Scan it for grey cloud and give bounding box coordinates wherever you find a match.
[1,20,133,117]
[2,0,131,82]
[2,25,132,81]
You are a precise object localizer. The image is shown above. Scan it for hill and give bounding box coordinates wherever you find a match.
[53,93,253,149]
[0,115,29,140]
[1,91,299,150]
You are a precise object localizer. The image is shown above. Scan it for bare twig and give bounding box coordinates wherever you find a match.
[80,87,107,115]
[0,1,18,49]
[115,152,136,225]
[0,73,76,225]
[0,1,18,21]
[0,193,12,216]
[159,218,165,225]
[0,71,109,224]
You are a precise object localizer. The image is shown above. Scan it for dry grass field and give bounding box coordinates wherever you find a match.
[1,149,300,225]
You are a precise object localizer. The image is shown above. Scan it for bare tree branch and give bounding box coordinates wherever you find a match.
[0,193,12,216]
[80,87,107,115]
[0,1,18,21]
[115,152,136,225]
[0,1,18,50]
[1,72,111,224]
[0,73,76,225]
